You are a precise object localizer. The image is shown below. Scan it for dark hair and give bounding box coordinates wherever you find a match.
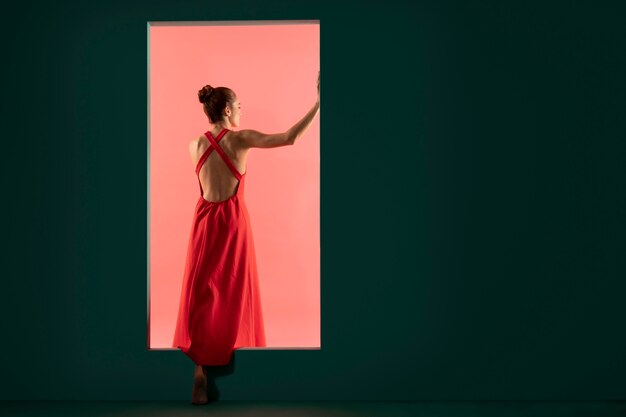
[198,85,236,123]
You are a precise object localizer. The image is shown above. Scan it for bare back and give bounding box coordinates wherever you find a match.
[190,129,249,202]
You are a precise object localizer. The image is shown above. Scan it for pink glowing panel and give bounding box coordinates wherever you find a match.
[148,21,320,349]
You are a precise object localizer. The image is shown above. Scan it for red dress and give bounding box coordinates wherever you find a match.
[172,128,266,366]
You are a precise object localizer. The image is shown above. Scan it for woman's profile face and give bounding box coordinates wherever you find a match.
[227,98,242,127]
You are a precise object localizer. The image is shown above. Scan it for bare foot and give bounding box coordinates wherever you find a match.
[191,364,208,405]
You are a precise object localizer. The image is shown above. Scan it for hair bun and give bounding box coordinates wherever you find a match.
[198,85,215,103]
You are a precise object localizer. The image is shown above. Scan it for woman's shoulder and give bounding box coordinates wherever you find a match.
[221,129,247,150]
[189,135,209,157]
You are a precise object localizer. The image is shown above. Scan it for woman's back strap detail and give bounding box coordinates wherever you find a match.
[195,128,229,175]
[201,129,243,181]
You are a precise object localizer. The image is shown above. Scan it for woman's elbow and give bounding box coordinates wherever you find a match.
[285,131,297,146]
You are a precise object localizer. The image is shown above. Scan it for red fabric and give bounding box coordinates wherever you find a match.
[172,128,266,366]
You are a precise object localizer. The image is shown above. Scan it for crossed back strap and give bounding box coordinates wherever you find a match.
[195,128,243,181]
[195,128,228,175]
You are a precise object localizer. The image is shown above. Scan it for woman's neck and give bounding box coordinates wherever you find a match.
[211,120,233,132]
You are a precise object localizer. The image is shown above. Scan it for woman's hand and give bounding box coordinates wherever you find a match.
[317,71,320,104]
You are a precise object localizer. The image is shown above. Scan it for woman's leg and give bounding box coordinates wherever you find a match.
[203,366,221,401]
[191,363,208,405]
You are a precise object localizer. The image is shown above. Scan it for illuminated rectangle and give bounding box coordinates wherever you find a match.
[147,21,320,351]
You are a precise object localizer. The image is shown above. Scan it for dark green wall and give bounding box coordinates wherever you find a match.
[1,0,624,400]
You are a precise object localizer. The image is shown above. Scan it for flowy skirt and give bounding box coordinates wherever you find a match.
[172,194,266,366]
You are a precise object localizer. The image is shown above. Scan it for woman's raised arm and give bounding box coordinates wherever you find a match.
[237,73,320,149]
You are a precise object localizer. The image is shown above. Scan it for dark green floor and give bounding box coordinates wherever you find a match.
[1,401,625,417]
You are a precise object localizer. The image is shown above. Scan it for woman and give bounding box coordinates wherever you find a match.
[172,72,320,405]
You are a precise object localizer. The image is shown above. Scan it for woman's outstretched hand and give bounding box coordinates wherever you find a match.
[317,71,320,104]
